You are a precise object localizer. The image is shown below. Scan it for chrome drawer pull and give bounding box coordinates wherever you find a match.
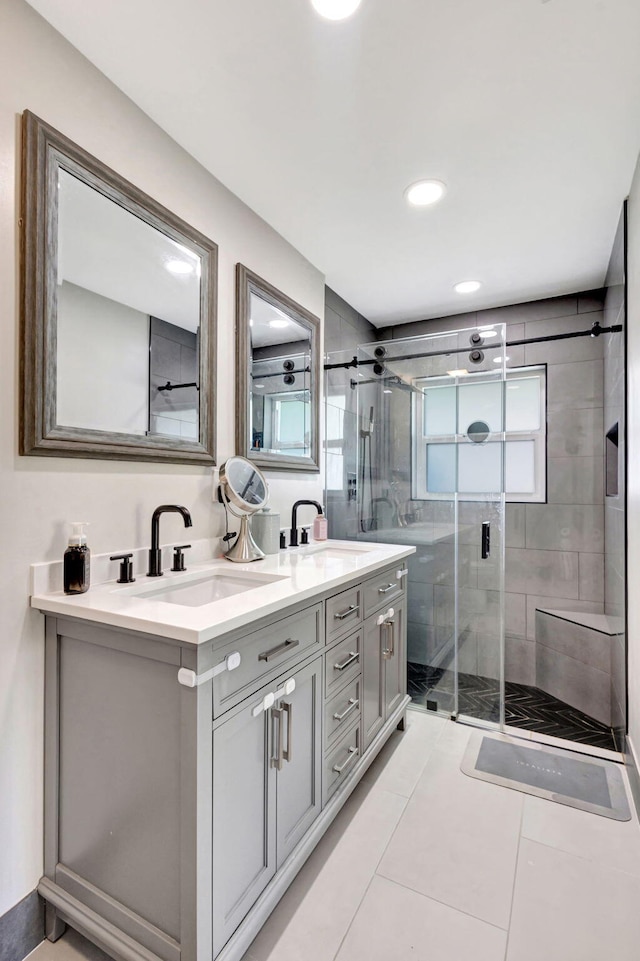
[333,746,357,775]
[334,651,359,672]
[333,697,359,722]
[378,583,395,594]
[271,706,284,770]
[282,701,292,764]
[396,569,408,580]
[334,604,359,621]
[382,619,396,659]
[259,637,300,661]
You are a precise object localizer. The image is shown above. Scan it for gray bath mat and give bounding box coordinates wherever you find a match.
[461,733,631,820]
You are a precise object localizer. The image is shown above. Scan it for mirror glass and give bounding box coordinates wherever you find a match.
[249,291,311,459]
[57,170,202,439]
[237,265,320,472]
[222,455,269,512]
[20,111,217,464]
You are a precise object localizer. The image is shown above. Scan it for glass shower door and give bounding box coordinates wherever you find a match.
[354,325,506,728]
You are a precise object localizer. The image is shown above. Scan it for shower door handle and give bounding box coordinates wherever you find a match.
[481,522,491,559]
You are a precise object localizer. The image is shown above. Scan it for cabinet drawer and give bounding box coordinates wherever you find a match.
[325,677,361,747]
[325,629,362,698]
[326,584,363,644]
[362,564,407,617]
[213,604,322,717]
[324,721,360,803]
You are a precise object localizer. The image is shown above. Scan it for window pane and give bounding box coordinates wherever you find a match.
[506,377,540,431]
[505,440,535,493]
[458,442,502,493]
[424,385,456,436]
[427,444,456,492]
[458,381,503,435]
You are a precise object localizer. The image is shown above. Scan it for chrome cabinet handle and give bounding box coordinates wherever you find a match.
[396,569,408,580]
[271,706,284,770]
[382,619,396,659]
[333,746,358,775]
[259,637,300,661]
[334,604,359,621]
[282,701,292,764]
[333,697,359,722]
[334,651,359,672]
[378,583,395,594]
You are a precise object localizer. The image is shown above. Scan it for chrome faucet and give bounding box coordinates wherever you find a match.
[147,504,193,576]
[290,500,323,547]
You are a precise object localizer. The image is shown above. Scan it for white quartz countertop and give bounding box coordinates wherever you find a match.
[31,540,415,646]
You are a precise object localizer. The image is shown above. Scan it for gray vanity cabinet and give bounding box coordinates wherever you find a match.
[212,692,276,956]
[211,656,322,957]
[37,553,412,961]
[362,598,407,752]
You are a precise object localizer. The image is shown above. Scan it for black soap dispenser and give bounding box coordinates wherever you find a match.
[64,522,91,595]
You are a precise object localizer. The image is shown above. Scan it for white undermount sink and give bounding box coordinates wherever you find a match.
[119,569,289,608]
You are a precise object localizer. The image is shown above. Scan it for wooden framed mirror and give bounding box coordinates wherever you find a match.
[20,111,217,464]
[236,265,320,473]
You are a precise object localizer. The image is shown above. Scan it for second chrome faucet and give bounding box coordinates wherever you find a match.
[147,504,193,576]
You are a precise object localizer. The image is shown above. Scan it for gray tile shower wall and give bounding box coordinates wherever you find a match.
[379,291,608,690]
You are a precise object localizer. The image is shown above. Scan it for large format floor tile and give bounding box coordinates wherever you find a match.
[360,709,446,798]
[521,790,640,877]
[242,786,407,961]
[377,727,523,929]
[334,875,507,961]
[507,839,640,961]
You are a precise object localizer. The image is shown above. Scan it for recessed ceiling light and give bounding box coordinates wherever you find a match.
[493,356,510,363]
[454,280,482,294]
[269,319,289,329]
[405,180,447,208]
[383,389,392,394]
[446,368,470,377]
[311,0,362,20]
[254,384,265,389]
[165,259,194,275]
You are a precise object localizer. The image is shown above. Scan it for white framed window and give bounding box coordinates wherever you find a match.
[412,366,546,502]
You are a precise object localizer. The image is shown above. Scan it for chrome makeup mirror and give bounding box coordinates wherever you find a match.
[236,264,320,472]
[20,111,217,464]
[219,456,269,562]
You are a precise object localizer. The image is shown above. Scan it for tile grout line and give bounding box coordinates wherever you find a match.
[502,796,526,961]
[516,832,640,880]
[372,871,510,936]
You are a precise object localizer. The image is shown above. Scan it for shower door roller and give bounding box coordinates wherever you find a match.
[481,522,491,559]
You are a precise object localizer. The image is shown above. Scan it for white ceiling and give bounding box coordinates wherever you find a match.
[28,0,640,326]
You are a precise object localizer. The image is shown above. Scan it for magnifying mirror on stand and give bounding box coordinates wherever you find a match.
[219,456,269,562]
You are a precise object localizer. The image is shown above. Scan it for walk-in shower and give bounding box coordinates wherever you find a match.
[324,248,627,755]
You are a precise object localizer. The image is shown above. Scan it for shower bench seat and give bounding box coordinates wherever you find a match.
[534,607,624,728]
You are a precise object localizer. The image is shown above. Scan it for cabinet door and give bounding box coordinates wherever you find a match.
[212,697,276,957]
[362,615,384,751]
[384,598,406,720]
[275,657,322,867]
